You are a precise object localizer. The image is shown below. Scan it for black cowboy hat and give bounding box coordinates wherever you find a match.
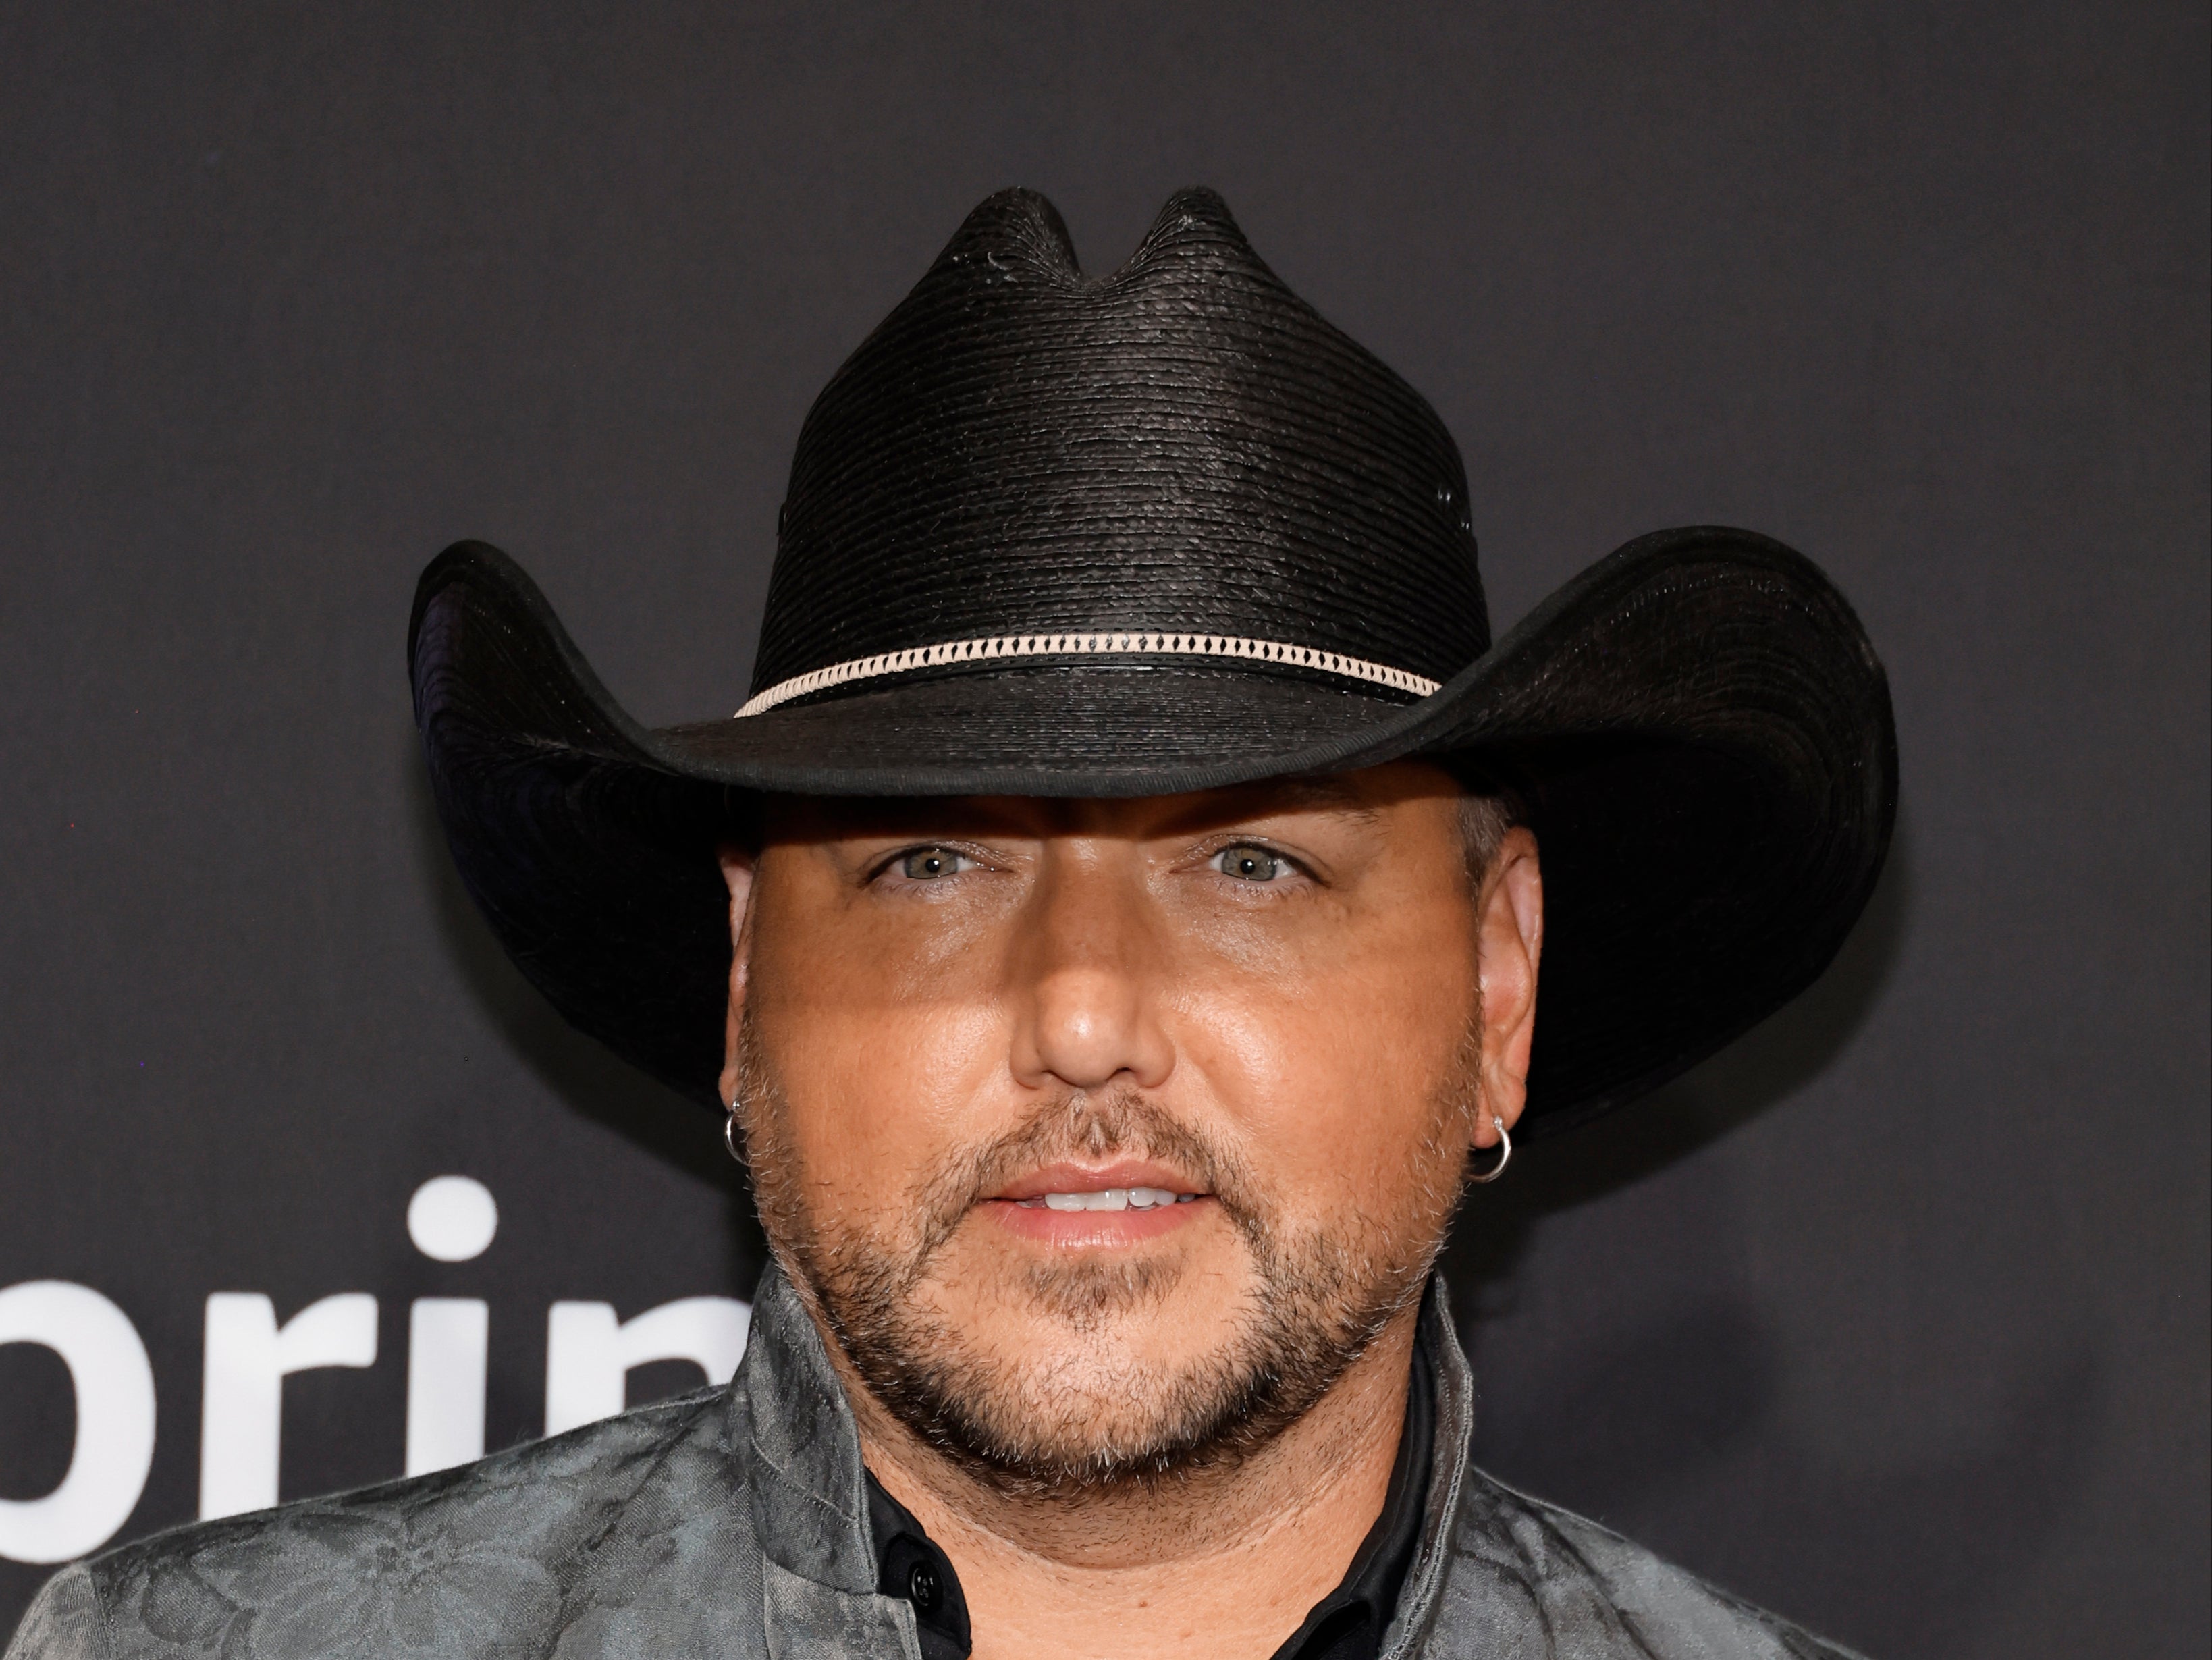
[410,187,1895,1140]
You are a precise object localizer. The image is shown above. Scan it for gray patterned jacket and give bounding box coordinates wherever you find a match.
[7,1266,1864,1659]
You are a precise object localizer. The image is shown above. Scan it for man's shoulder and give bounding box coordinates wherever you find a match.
[8,1385,757,1659]
[1426,1466,1869,1660]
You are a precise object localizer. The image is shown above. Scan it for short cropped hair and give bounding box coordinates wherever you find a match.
[1458,786,1523,888]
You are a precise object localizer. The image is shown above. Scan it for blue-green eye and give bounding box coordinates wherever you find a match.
[1215,845,1283,882]
[898,847,969,880]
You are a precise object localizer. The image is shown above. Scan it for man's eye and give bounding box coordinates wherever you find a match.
[1214,845,1285,882]
[897,847,970,881]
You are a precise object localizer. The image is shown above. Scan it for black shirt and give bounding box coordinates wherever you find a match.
[864,1341,1434,1660]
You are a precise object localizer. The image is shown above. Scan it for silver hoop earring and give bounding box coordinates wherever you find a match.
[723,1103,743,1164]
[1468,1115,1512,1184]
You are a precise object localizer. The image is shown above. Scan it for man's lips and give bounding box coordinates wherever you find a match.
[981,1160,1214,1244]
[988,1160,1210,1208]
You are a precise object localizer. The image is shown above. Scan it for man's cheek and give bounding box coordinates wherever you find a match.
[1181,1004,1374,1150]
[775,1074,948,1212]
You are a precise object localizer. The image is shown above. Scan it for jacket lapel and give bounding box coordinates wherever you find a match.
[1379,1276,1476,1659]
[734,1264,920,1657]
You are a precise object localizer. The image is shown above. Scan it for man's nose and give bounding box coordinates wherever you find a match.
[1007,849,1175,1094]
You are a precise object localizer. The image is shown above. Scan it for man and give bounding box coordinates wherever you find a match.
[7,188,1894,1658]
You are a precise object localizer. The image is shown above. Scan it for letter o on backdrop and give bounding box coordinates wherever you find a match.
[0,1281,157,1564]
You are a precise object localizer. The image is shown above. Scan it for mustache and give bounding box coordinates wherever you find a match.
[731,1014,1272,1262]
[909,1087,1268,1260]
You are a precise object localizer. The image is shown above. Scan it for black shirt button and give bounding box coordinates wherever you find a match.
[906,1559,942,1614]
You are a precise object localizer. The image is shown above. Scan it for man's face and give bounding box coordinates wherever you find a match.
[722,762,1538,1494]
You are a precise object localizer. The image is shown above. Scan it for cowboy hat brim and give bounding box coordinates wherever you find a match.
[409,523,1895,1138]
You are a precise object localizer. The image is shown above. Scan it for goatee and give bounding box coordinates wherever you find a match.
[733,1015,1474,1498]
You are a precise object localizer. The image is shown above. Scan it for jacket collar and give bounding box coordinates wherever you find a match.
[730,1261,882,1594]
[1382,1275,1477,1657]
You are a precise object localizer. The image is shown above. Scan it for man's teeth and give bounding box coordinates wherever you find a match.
[1025,1187,1197,1212]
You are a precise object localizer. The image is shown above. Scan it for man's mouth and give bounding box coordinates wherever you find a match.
[986,1160,1213,1228]
[1017,1187,1202,1212]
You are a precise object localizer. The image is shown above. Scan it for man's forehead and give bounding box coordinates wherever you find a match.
[760,764,1462,843]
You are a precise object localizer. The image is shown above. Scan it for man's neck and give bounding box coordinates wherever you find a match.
[838,1310,1424,1660]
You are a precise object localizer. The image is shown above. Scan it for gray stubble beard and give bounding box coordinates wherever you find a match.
[734,1012,1478,1500]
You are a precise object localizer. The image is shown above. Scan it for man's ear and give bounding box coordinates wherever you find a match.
[1474,827,1543,1146]
[717,843,759,1111]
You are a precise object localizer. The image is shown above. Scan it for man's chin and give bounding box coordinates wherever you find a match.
[826,1281,1353,1495]
[784,1175,1433,1492]
[932,1300,1246,1406]
[866,1334,1284,1494]
[995,1247,1227,1333]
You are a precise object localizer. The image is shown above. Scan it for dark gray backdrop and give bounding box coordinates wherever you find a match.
[1,4,2205,1654]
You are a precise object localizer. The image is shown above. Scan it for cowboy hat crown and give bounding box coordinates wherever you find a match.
[751,186,1486,722]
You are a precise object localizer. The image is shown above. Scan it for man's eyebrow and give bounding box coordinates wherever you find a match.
[1266,776,1374,812]
[1204,776,1384,826]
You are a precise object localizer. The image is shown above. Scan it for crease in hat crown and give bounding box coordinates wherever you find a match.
[743,184,1490,720]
